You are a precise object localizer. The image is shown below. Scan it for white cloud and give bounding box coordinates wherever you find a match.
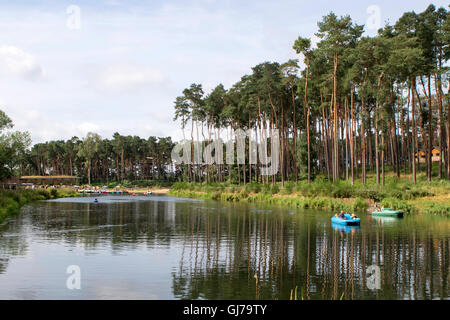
[1,0,439,145]
[0,45,44,81]
[77,122,100,137]
[94,65,165,92]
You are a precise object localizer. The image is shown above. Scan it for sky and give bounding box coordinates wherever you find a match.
[0,0,448,144]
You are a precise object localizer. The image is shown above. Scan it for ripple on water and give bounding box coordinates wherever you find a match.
[0,197,449,300]
[45,195,204,204]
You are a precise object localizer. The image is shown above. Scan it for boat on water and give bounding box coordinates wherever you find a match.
[371,208,404,218]
[331,213,360,226]
[79,189,99,194]
[372,216,402,224]
[331,222,360,234]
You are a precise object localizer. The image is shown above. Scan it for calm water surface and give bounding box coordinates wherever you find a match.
[0,195,449,300]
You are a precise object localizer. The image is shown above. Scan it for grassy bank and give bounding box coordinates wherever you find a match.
[168,175,450,215]
[0,188,78,223]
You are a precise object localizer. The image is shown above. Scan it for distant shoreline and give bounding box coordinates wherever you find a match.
[77,187,170,195]
[119,187,170,195]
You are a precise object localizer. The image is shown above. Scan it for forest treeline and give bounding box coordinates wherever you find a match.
[28,133,175,185]
[0,115,175,184]
[173,5,450,186]
[1,5,449,187]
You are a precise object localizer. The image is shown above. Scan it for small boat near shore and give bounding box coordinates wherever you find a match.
[331,214,360,226]
[371,208,404,218]
[78,189,100,194]
[78,189,108,194]
[372,216,402,224]
[108,190,130,195]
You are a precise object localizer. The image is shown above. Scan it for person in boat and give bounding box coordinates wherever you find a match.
[94,198,98,203]
[339,211,346,219]
[351,213,358,220]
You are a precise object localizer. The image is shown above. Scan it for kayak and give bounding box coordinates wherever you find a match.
[371,208,404,218]
[331,214,360,226]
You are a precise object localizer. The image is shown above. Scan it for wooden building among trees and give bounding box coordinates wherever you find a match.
[415,148,441,163]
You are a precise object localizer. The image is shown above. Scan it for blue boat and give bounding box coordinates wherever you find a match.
[332,222,360,234]
[331,214,360,226]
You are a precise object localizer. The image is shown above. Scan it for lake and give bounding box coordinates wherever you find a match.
[0,195,449,300]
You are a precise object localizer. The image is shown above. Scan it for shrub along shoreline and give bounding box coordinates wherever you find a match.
[0,188,78,223]
[168,178,450,215]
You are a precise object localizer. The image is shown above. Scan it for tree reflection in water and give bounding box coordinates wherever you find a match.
[171,202,449,300]
[0,197,448,300]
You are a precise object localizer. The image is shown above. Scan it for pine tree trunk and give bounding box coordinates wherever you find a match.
[333,54,339,182]
[361,95,366,185]
[435,73,443,179]
[350,88,355,185]
[411,78,417,184]
[428,76,432,182]
[305,62,311,184]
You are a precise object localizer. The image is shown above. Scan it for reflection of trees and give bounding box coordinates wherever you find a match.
[0,199,181,276]
[172,205,450,300]
[172,206,326,299]
[25,201,181,251]
[0,199,448,300]
[0,206,31,273]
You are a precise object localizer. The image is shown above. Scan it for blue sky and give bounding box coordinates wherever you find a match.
[0,0,447,143]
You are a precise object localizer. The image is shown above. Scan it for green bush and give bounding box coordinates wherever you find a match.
[281,182,295,195]
[331,184,353,198]
[421,202,450,215]
[0,188,77,223]
[355,188,386,202]
[107,182,118,188]
[211,191,221,201]
[380,197,414,214]
[403,188,434,200]
[270,184,280,195]
[352,198,368,213]
[50,188,58,198]
[238,190,249,199]
[245,182,261,194]
[120,180,133,188]
[172,182,190,190]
